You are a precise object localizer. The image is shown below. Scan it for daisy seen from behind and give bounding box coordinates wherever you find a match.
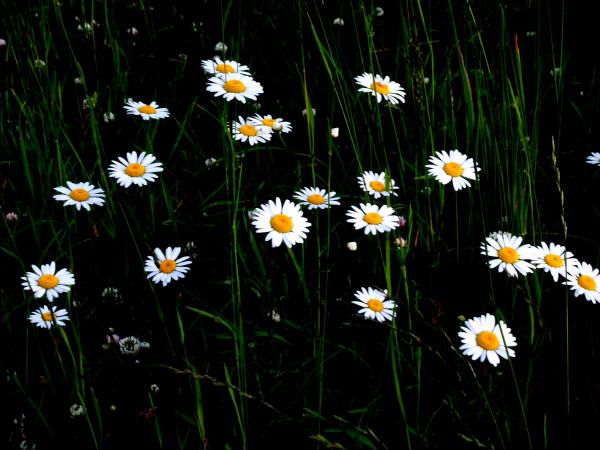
[531,241,578,282]
[352,287,396,323]
[293,187,340,210]
[251,197,311,248]
[346,203,400,235]
[21,262,75,301]
[357,170,399,199]
[480,233,536,278]
[123,99,170,120]
[426,149,480,191]
[29,305,70,329]
[563,261,600,304]
[144,247,192,287]
[231,116,272,146]
[354,72,406,104]
[206,73,263,103]
[458,313,517,367]
[53,181,105,211]
[249,114,292,133]
[201,56,251,76]
[108,151,164,188]
[586,152,600,166]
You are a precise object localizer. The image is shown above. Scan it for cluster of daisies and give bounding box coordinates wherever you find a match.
[23,99,196,329]
[202,55,292,145]
[481,231,600,302]
[460,231,600,367]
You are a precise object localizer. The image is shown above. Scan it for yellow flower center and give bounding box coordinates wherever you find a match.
[262,118,276,127]
[363,212,383,225]
[476,331,500,351]
[239,124,257,136]
[443,162,464,177]
[270,214,293,233]
[125,163,146,177]
[578,275,597,291]
[367,299,384,312]
[307,194,325,205]
[38,274,59,289]
[41,311,56,322]
[544,253,564,268]
[224,79,246,93]
[137,104,157,115]
[369,180,385,192]
[70,188,90,202]
[216,63,235,73]
[370,81,390,95]
[497,247,519,264]
[159,259,177,274]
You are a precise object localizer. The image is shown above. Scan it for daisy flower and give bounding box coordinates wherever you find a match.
[346,203,400,235]
[586,152,600,166]
[531,241,578,282]
[201,56,251,76]
[458,313,517,367]
[144,247,192,287]
[251,197,311,248]
[53,181,105,211]
[357,170,399,199]
[206,73,263,103]
[231,116,272,146]
[29,305,70,329]
[480,233,536,277]
[354,72,406,104]
[293,187,340,210]
[21,262,75,301]
[352,287,396,323]
[563,261,600,304]
[426,150,480,191]
[249,114,292,133]
[123,99,170,120]
[108,151,164,188]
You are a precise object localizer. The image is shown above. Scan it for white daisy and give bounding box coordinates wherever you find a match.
[201,56,251,76]
[251,197,311,248]
[458,313,517,367]
[480,233,536,277]
[352,287,396,323]
[346,203,400,235]
[354,72,406,104]
[248,114,292,133]
[206,73,263,103]
[563,261,600,304]
[531,241,578,282]
[108,151,164,188]
[53,181,105,211]
[21,262,75,301]
[426,150,480,191]
[29,305,70,329]
[144,247,192,287]
[293,187,340,210]
[586,152,600,166]
[231,116,272,146]
[123,99,170,120]
[357,170,399,199]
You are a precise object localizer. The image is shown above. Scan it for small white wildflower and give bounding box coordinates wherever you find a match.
[205,157,218,168]
[0,38,6,48]
[423,77,430,84]
[74,77,83,85]
[5,212,18,222]
[270,310,281,323]
[347,242,358,251]
[214,42,227,52]
[102,112,115,122]
[127,27,139,37]
[69,404,85,418]
[376,6,384,16]
[119,336,141,355]
[150,384,160,393]
[331,127,340,138]
[333,17,344,26]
